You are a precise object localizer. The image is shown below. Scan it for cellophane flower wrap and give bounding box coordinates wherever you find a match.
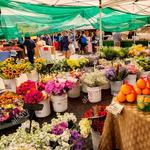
[0,113,87,150]
[45,78,75,95]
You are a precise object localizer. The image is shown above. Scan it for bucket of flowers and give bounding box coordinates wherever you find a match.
[0,91,28,130]
[105,63,128,96]
[79,105,107,150]
[81,70,108,103]
[45,78,75,112]
[16,80,50,118]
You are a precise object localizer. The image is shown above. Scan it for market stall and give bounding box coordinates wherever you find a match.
[99,98,150,150]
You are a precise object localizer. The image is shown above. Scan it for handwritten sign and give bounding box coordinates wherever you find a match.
[106,102,124,116]
[10,50,17,57]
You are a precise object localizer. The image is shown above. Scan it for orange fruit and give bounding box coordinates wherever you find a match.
[121,84,132,95]
[144,97,150,102]
[126,93,136,102]
[142,88,150,95]
[117,92,126,103]
[136,79,146,89]
[134,87,142,95]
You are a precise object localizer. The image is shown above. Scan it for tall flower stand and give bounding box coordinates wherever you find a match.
[51,94,68,112]
[35,98,51,118]
[87,86,102,103]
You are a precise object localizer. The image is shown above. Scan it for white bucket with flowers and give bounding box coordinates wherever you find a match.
[82,70,108,103]
[126,64,138,85]
[35,92,51,118]
[45,78,75,112]
[3,79,16,92]
[68,77,80,98]
[51,94,68,112]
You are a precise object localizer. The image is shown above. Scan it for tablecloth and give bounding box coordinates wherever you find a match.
[0,51,10,61]
[99,98,150,150]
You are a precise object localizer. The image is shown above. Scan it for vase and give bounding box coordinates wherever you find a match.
[51,94,68,112]
[3,79,16,92]
[126,74,137,85]
[82,82,88,93]
[87,86,101,103]
[35,98,51,118]
[68,82,80,98]
[26,70,39,82]
[91,129,101,150]
[101,82,110,90]
[110,81,123,96]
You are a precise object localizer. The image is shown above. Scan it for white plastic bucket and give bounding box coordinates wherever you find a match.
[51,94,68,112]
[15,73,28,86]
[91,129,101,150]
[68,82,80,98]
[126,74,137,85]
[110,81,123,96]
[82,83,88,93]
[87,86,101,103]
[27,70,39,82]
[140,71,150,77]
[35,98,51,118]
[3,79,16,92]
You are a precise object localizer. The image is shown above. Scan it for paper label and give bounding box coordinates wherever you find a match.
[106,102,124,116]
[10,50,17,56]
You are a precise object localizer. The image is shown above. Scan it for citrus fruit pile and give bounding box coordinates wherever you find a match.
[117,77,150,103]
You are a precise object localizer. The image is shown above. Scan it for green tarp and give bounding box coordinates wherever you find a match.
[0,0,150,40]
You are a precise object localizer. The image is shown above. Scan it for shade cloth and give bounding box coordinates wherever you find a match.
[99,98,150,150]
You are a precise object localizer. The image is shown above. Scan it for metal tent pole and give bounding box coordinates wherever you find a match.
[99,0,103,48]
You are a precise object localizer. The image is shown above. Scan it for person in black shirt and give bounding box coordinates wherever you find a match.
[24,36,36,64]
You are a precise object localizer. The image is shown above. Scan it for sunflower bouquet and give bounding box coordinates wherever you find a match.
[35,58,48,74]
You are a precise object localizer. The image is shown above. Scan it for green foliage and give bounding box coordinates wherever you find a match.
[136,57,150,71]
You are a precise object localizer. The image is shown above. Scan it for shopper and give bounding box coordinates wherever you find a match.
[79,31,87,54]
[24,36,36,64]
[113,32,122,47]
[61,31,70,58]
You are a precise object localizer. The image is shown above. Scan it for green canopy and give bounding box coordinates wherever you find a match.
[0,0,149,40]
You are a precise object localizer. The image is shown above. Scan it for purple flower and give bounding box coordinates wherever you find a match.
[51,122,68,135]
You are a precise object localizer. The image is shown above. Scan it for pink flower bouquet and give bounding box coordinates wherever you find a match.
[45,79,75,95]
[127,64,138,74]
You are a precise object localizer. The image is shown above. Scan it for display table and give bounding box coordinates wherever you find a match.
[99,98,150,150]
[0,51,10,61]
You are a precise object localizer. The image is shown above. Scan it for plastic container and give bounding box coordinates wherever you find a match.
[51,94,68,112]
[126,74,137,85]
[27,70,39,82]
[3,79,16,92]
[87,86,101,103]
[68,82,80,98]
[110,81,123,96]
[35,98,51,117]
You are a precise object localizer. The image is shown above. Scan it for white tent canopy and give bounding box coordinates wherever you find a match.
[12,0,150,16]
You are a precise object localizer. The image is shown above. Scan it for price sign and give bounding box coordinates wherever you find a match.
[106,102,124,116]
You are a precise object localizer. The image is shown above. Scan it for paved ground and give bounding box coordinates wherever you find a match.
[1,89,113,149]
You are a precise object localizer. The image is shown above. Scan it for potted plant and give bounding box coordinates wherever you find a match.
[16,80,50,118]
[45,78,75,112]
[81,70,108,103]
[105,64,128,96]
[79,105,107,150]
[126,64,138,85]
